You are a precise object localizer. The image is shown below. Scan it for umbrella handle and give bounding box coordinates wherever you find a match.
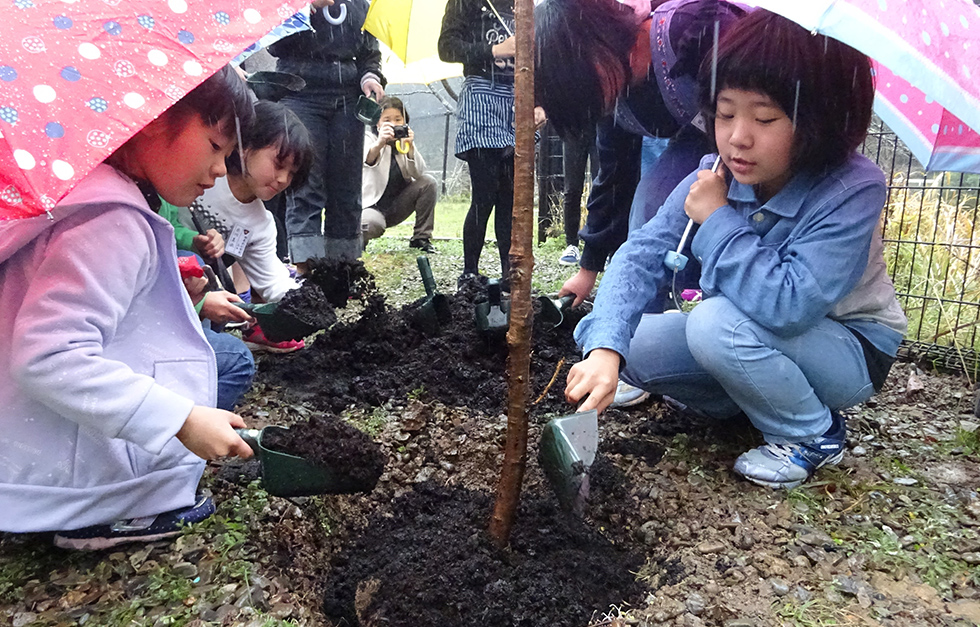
[189,210,236,293]
[395,139,411,154]
[322,2,347,25]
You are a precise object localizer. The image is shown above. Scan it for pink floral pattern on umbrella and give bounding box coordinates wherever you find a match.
[0,0,307,219]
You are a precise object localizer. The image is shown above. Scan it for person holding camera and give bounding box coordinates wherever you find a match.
[361,96,438,252]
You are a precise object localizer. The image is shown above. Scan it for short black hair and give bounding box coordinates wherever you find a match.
[167,64,255,138]
[378,96,409,124]
[534,0,638,140]
[699,9,875,173]
[226,100,314,190]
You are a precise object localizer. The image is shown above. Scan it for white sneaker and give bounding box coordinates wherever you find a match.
[609,379,651,408]
[558,245,580,266]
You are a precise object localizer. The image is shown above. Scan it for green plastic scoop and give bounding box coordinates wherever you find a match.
[475,278,509,335]
[538,409,598,515]
[355,94,382,125]
[537,294,575,328]
[234,302,317,343]
[412,256,451,335]
[235,426,362,497]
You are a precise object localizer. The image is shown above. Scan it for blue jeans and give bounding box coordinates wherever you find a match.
[619,296,874,444]
[279,92,365,264]
[202,326,255,411]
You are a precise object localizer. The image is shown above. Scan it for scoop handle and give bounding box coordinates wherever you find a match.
[234,428,262,455]
[417,255,437,298]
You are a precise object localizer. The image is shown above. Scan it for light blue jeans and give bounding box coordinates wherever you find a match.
[619,297,875,443]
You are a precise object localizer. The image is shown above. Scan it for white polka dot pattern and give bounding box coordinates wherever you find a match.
[0,0,310,218]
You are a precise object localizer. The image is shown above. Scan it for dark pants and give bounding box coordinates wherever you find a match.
[562,127,598,246]
[279,92,365,263]
[462,148,514,279]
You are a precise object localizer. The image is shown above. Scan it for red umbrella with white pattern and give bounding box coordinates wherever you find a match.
[0,0,308,219]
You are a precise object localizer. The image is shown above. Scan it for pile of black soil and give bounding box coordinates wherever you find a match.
[271,284,336,339]
[321,482,644,627]
[261,413,385,492]
[257,281,587,416]
[304,258,376,307]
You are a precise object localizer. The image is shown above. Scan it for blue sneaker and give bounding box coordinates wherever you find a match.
[53,495,215,550]
[609,379,651,408]
[734,411,847,489]
[559,245,580,267]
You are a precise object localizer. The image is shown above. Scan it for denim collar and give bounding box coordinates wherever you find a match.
[726,169,814,219]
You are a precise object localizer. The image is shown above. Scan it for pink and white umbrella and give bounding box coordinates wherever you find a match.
[0,0,308,220]
[749,0,980,173]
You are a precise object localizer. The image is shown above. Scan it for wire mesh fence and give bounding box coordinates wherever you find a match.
[863,118,980,378]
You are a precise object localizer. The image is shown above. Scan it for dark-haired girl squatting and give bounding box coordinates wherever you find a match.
[565,10,907,489]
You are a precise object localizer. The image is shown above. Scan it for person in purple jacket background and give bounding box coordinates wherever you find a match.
[565,11,907,490]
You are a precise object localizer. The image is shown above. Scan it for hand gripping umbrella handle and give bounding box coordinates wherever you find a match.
[189,210,236,294]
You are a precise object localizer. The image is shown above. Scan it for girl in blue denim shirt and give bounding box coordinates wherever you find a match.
[565,10,907,489]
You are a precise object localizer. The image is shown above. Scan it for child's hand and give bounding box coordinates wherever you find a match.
[200,291,255,325]
[183,274,209,304]
[559,268,598,307]
[684,162,729,224]
[177,406,254,460]
[193,229,225,259]
[565,348,622,413]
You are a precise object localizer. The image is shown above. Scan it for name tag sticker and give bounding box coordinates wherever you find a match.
[225,224,250,258]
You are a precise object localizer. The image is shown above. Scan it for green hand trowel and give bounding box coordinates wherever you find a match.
[537,294,575,328]
[475,278,509,335]
[355,94,382,125]
[235,426,361,497]
[413,255,451,335]
[234,302,317,343]
[538,409,599,515]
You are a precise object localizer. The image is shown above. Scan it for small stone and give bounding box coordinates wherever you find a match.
[13,612,37,627]
[962,552,980,565]
[960,420,979,433]
[172,562,198,578]
[793,586,812,603]
[770,579,790,596]
[893,477,918,486]
[851,445,867,456]
[648,486,661,501]
[685,592,706,615]
[697,540,726,554]
[723,621,755,627]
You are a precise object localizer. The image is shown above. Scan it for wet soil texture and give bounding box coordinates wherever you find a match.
[321,482,645,627]
[265,259,374,342]
[258,278,588,416]
[261,413,385,493]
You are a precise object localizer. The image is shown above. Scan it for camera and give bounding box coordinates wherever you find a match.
[392,124,409,140]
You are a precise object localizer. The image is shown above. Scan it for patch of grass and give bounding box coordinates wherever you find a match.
[774,597,854,626]
[345,405,391,438]
[952,425,980,455]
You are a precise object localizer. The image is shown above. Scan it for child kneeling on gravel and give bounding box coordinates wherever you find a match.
[565,10,907,489]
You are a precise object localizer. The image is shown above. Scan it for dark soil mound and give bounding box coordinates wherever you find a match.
[304,258,376,307]
[261,414,385,492]
[257,283,587,416]
[321,482,644,627]
[271,284,337,340]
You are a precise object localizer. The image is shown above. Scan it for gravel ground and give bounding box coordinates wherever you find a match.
[3,237,980,627]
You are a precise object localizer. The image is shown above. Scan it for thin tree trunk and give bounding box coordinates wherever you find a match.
[489,0,535,548]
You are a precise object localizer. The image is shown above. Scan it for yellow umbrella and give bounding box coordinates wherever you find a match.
[364,0,449,64]
[381,45,462,85]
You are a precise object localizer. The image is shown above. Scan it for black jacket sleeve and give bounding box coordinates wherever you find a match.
[578,116,643,272]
